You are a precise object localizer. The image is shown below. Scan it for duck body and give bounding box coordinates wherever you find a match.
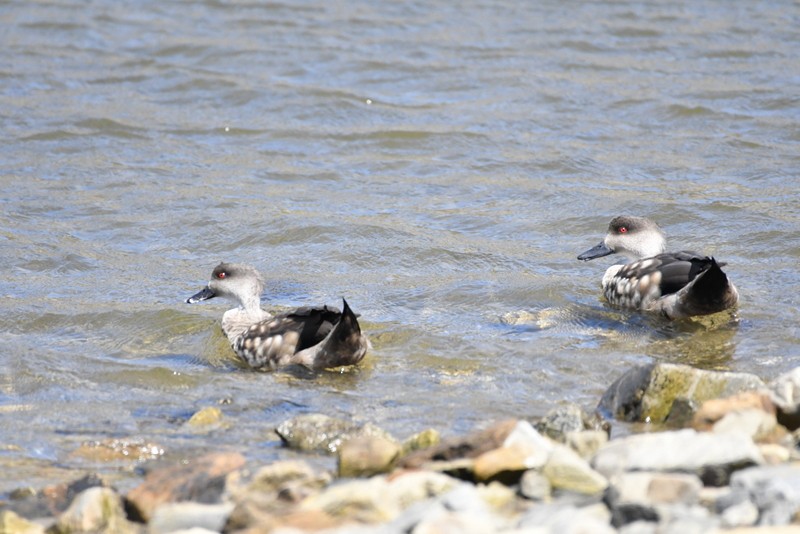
[186,263,368,370]
[578,216,739,319]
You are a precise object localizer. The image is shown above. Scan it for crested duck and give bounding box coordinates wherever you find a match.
[186,262,369,370]
[577,216,739,319]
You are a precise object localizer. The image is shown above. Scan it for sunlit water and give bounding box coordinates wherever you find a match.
[1,0,799,493]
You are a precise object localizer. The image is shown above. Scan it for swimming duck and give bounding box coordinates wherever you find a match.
[577,216,739,319]
[186,262,369,370]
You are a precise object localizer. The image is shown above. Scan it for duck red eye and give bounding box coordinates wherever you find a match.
[619,227,628,233]
[216,272,226,279]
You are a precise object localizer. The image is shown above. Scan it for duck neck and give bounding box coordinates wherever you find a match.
[221,299,271,343]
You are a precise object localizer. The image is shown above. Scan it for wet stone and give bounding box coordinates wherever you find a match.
[275,413,395,454]
[599,363,766,424]
[126,451,245,522]
[337,435,401,478]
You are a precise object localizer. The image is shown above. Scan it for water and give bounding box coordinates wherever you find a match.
[2,0,799,493]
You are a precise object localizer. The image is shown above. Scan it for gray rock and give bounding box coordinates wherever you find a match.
[566,430,608,460]
[610,472,702,506]
[770,367,800,431]
[720,499,759,528]
[338,435,401,478]
[598,363,765,424]
[535,403,587,442]
[543,443,608,494]
[730,464,800,525]
[276,413,395,454]
[519,470,551,501]
[148,502,234,534]
[517,502,614,533]
[51,487,138,534]
[592,429,763,486]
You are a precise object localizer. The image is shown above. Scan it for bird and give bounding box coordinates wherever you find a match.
[577,216,739,319]
[186,262,369,370]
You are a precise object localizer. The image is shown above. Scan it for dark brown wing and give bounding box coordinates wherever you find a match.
[615,251,715,296]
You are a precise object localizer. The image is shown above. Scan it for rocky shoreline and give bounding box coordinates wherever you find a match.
[3,362,800,533]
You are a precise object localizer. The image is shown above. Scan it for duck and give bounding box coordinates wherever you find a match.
[577,216,739,319]
[186,262,369,370]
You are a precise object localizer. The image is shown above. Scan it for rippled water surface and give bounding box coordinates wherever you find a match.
[2,0,799,493]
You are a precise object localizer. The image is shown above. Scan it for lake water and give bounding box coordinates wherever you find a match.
[2,0,799,493]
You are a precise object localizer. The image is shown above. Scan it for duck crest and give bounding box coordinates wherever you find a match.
[186,263,369,370]
[579,217,739,319]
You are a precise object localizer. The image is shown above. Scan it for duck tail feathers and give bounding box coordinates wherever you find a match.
[681,257,739,317]
[312,298,368,369]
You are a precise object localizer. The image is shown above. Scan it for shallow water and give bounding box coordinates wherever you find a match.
[2,0,799,493]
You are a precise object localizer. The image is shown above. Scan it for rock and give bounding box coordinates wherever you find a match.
[224,460,331,532]
[542,443,608,494]
[399,420,518,471]
[598,363,765,424]
[401,428,441,455]
[609,472,703,506]
[70,438,165,463]
[535,403,588,442]
[566,430,608,460]
[275,414,395,454]
[411,509,504,534]
[692,391,776,431]
[711,408,783,443]
[338,435,401,478]
[729,464,800,525]
[126,452,245,522]
[720,499,759,528]
[503,420,554,469]
[472,446,528,484]
[51,487,137,534]
[519,470,552,501]
[298,470,461,524]
[148,502,233,534]
[770,367,800,431]
[592,429,763,486]
[5,474,107,520]
[517,502,614,533]
[0,510,45,534]
[185,407,224,428]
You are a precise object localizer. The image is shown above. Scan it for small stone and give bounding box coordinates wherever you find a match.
[518,502,614,533]
[185,407,224,428]
[0,510,45,534]
[543,444,608,494]
[720,499,759,528]
[472,446,528,483]
[148,502,234,534]
[730,464,800,525]
[70,438,165,463]
[610,472,702,507]
[519,470,552,501]
[759,444,792,465]
[338,435,401,478]
[7,474,107,520]
[770,366,800,430]
[401,428,440,455]
[275,414,395,454]
[712,409,781,442]
[52,487,136,534]
[502,420,554,469]
[566,430,608,460]
[399,420,518,469]
[536,403,588,442]
[126,452,245,522]
[592,429,763,486]
[692,391,776,431]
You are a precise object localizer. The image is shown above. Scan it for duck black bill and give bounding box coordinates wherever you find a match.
[186,286,216,304]
[577,241,614,261]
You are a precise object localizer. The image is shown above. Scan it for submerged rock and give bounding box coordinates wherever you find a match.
[275,413,395,454]
[598,363,766,424]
